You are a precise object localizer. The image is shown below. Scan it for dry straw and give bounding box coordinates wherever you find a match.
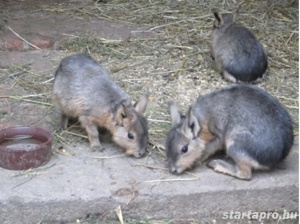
[1,0,298,152]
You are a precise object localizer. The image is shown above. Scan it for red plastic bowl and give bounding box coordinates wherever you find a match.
[0,126,53,170]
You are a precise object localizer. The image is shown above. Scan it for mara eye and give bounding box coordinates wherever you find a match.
[128,133,134,140]
[181,145,188,154]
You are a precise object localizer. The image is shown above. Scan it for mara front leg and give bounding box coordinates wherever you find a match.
[200,135,223,162]
[79,115,104,151]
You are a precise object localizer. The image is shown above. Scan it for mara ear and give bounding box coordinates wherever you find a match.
[115,103,129,126]
[169,101,182,128]
[235,4,242,17]
[212,10,223,28]
[188,109,200,139]
[134,94,149,115]
[231,4,241,22]
[182,107,200,139]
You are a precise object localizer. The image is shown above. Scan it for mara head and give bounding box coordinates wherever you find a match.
[165,102,206,174]
[212,7,240,29]
[112,95,149,158]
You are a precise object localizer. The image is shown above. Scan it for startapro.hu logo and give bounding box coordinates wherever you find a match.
[222,210,298,222]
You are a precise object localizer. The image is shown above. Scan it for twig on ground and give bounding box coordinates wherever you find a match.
[115,205,124,224]
[133,162,168,171]
[0,95,52,106]
[144,177,199,183]
[94,155,125,159]
[7,26,41,50]
[63,130,88,139]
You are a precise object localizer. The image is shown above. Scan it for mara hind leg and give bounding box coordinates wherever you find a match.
[207,139,255,180]
[222,70,237,83]
[207,141,269,180]
[207,131,270,180]
[207,158,252,180]
[213,58,237,83]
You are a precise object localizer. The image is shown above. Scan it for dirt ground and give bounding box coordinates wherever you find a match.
[0,0,298,223]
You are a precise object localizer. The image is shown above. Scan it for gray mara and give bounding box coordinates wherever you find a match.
[52,54,149,157]
[166,85,293,180]
[210,10,268,83]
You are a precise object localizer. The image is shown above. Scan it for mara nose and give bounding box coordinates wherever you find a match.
[170,165,183,174]
[134,148,146,158]
[170,165,178,174]
[139,148,146,157]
